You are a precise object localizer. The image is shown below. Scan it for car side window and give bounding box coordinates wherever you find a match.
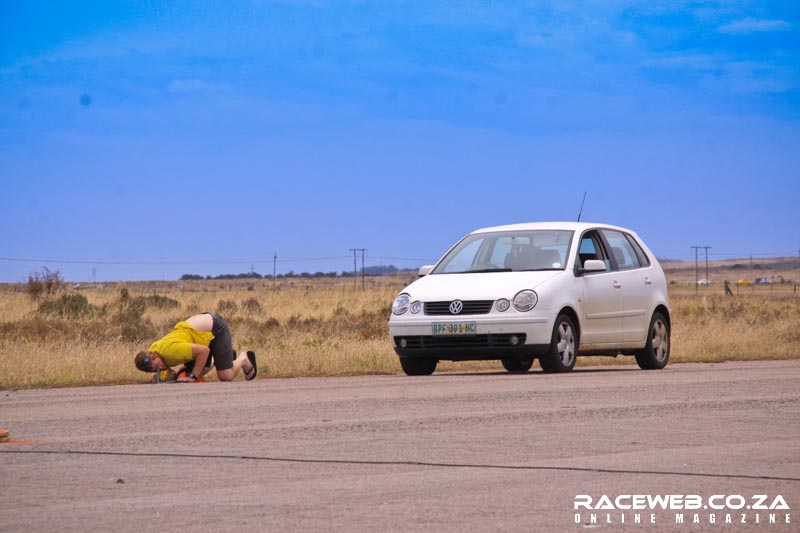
[578,231,611,271]
[601,230,641,270]
[625,233,651,267]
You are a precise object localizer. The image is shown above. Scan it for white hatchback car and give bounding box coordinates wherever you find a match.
[389,222,671,376]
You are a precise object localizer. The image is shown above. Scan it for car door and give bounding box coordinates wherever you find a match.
[576,230,623,347]
[600,229,650,346]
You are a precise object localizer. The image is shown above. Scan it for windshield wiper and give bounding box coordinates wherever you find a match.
[462,268,513,273]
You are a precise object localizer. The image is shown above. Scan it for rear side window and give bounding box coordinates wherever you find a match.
[625,233,651,267]
[601,230,641,270]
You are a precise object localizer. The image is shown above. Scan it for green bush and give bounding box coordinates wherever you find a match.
[37,294,98,317]
[135,294,180,310]
[109,297,157,342]
[242,297,263,314]
[217,299,239,313]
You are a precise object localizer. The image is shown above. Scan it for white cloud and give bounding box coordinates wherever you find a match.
[718,18,792,34]
[641,54,719,71]
[167,79,231,94]
[722,61,798,94]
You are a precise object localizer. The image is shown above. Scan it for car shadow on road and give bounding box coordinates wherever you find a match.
[438,366,643,377]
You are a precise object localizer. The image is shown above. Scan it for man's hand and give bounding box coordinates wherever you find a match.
[177,371,197,383]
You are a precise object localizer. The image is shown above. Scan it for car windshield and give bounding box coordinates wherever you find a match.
[432,230,574,274]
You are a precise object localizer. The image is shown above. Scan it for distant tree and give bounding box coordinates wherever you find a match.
[180,274,204,280]
[213,272,264,280]
[27,267,64,300]
[364,265,399,276]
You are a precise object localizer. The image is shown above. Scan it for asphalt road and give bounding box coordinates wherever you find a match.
[2,360,799,532]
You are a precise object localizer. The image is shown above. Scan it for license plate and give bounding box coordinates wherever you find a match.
[432,322,477,336]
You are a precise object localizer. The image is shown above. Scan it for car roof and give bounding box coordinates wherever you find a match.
[470,221,635,235]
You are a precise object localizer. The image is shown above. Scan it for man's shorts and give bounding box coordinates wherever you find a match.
[185,313,235,372]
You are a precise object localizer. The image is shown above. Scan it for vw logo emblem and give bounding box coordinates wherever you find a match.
[449,300,463,315]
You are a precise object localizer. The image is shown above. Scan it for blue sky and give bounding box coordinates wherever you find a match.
[1,0,798,281]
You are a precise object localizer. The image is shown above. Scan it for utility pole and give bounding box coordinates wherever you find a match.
[350,248,367,290]
[702,246,711,285]
[361,249,367,290]
[350,249,358,289]
[691,246,711,290]
[273,252,277,289]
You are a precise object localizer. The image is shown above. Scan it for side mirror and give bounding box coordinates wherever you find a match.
[581,260,607,273]
[418,265,434,277]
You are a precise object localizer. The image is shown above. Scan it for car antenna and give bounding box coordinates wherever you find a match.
[576,191,587,222]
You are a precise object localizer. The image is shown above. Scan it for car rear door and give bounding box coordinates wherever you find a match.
[600,229,651,346]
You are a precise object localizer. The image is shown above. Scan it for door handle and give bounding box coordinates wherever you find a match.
[612,281,622,289]
[644,277,652,285]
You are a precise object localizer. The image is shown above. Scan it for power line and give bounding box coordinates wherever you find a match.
[0,254,418,266]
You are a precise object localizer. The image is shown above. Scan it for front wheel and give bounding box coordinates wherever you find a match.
[399,358,438,376]
[635,312,670,370]
[501,357,534,373]
[539,314,577,373]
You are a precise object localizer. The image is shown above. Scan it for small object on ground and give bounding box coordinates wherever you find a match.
[176,370,205,382]
[245,351,258,381]
[0,429,10,443]
[116,478,125,484]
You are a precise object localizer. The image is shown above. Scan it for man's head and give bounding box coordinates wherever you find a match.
[134,351,162,373]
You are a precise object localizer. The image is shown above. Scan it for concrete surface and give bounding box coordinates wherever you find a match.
[1,360,799,531]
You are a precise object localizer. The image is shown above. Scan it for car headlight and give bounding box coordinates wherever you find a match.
[392,293,411,315]
[410,301,422,314]
[513,290,538,312]
[495,298,510,312]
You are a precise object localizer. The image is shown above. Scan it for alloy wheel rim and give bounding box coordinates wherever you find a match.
[652,320,669,362]
[556,323,575,366]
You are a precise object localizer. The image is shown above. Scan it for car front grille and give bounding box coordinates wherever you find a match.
[395,334,526,350]
[424,300,495,315]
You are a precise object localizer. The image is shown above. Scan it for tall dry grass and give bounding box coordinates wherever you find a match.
[669,293,800,362]
[0,279,798,390]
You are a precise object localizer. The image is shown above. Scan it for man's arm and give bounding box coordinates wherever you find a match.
[177,344,210,382]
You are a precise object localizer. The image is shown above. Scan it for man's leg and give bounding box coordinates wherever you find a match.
[208,314,248,381]
[216,352,250,381]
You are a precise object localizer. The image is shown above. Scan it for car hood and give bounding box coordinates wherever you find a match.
[404,271,563,301]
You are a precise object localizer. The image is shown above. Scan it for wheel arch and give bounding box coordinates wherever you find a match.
[653,304,671,329]
[557,305,581,341]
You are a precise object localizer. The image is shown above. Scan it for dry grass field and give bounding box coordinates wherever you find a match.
[0,267,798,390]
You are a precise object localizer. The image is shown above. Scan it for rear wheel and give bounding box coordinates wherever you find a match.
[635,312,670,370]
[399,358,438,376]
[501,357,534,373]
[539,314,577,373]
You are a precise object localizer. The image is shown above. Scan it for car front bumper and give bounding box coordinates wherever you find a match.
[389,314,553,361]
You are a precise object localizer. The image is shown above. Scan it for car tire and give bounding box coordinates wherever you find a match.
[539,314,577,373]
[399,357,438,376]
[635,312,670,370]
[501,357,534,373]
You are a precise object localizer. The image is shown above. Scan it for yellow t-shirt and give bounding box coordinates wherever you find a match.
[149,322,215,367]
